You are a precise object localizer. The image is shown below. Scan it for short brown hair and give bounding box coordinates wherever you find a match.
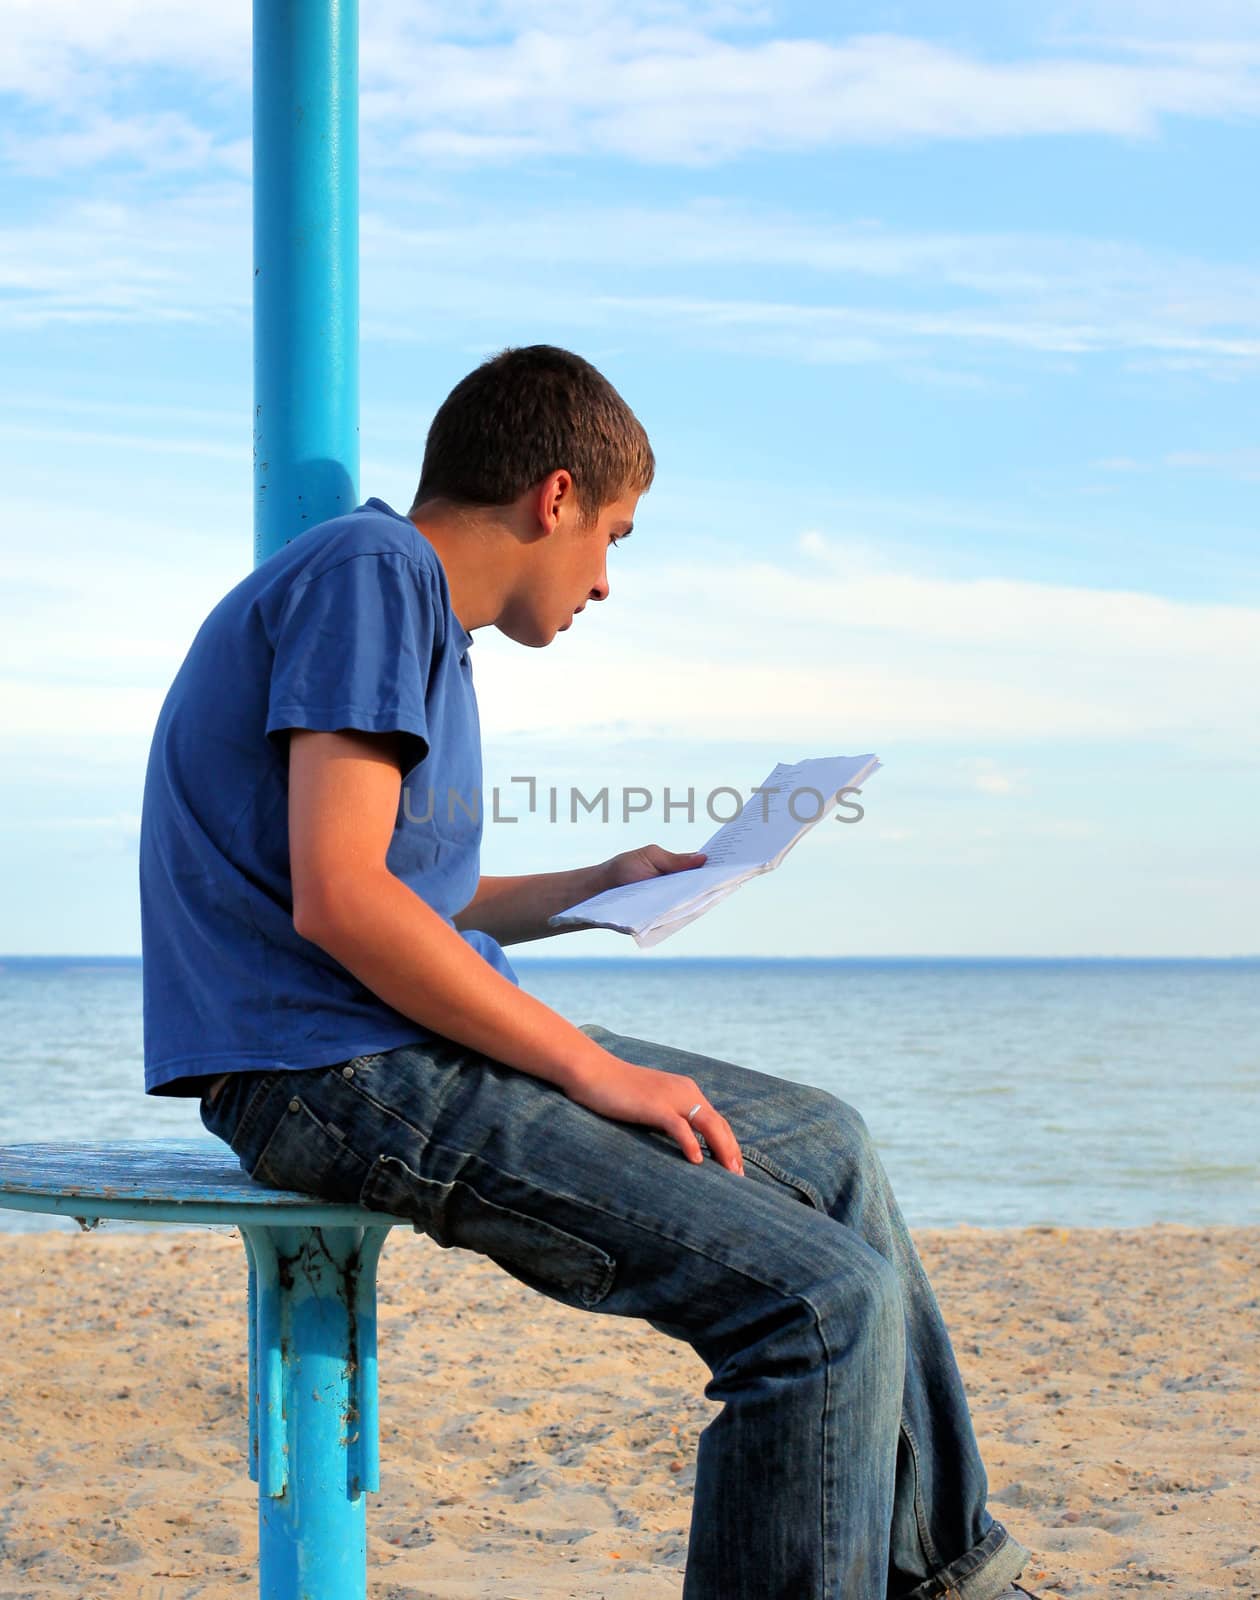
[412,345,654,523]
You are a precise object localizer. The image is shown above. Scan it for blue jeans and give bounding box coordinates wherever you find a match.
[200,1022,1031,1600]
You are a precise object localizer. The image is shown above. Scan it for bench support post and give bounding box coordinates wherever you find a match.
[242,1223,391,1600]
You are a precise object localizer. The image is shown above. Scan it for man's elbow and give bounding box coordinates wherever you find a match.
[292,873,368,949]
[293,887,336,949]
[293,865,416,949]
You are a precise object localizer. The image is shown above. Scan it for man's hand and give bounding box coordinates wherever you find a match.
[562,1053,744,1174]
[454,844,708,946]
[599,843,707,890]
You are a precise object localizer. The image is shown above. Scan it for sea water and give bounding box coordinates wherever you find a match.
[0,955,1255,1231]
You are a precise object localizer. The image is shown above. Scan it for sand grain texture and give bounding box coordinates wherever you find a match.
[0,1224,1255,1599]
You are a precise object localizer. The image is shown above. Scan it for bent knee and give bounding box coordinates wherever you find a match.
[800,1086,879,1170]
[810,1238,904,1348]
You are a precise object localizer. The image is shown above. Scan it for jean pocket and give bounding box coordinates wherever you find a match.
[359,1152,617,1309]
[202,1070,274,1149]
[739,1143,826,1212]
[249,1093,370,1202]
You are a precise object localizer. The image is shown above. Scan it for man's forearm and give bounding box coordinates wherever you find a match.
[295,868,612,1088]
[453,862,612,946]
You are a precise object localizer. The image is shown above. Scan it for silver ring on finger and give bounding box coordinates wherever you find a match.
[685,1101,704,1124]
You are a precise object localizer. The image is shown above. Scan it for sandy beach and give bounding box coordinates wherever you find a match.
[0,1223,1255,1600]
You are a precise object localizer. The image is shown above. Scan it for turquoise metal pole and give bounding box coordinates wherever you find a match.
[253,0,360,567]
[245,1224,389,1600]
[250,4,373,1594]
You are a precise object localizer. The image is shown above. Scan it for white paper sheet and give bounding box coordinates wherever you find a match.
[548,753,880,947]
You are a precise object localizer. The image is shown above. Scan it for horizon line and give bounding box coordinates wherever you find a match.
[2,952,1258,965]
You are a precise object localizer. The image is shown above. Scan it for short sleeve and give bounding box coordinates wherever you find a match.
[266,551,437,773]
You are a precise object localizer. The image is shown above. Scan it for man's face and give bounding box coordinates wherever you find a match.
[503,488,638,648]
[554,491,638,637]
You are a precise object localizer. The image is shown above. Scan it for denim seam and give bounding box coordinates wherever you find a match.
[817,1282,836,1600]
[335,1070,448,1153]
[900,1412,945,1575]
[360,1150,617,1305]
[473,1158,837,1300]
[227,1073,282,1157]
[681,1130,886,1595]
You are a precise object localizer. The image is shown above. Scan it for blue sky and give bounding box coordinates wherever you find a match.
[2,0,1258,957]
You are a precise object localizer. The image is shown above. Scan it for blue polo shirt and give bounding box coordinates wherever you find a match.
[139,497,518,1097]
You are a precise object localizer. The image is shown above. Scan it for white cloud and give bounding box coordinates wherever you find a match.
[4,5,1260,168]
[0,111,239,178]
[0,188,249,328]
[7,507,1258,756]
[367,201,1260,320]
[364,29,1260,165]
[965,759,1031,796]
[1049,0,1260,43]
[1091,446,1260,481]
[0,501,246,741]
[6,810,143,840]
[17,180,1260,388]
[0,678,166,739]
[1029,818,1101,839]
[2,423,240,460]
[598,288,1260,367]
[1166,447,1260,481]
[0,0,250,105]
[470,537,1260,749]
[11,181,1258,384]
[355,207,1260,373]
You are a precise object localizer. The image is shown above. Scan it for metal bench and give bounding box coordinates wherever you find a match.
[0,1138,403,1600]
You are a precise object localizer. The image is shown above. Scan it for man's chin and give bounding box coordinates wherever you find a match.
[495,619,557,649]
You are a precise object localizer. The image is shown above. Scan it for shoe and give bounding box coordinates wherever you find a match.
[995,1584,1045,1599]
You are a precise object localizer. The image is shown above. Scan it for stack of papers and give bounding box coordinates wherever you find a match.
[548,753,880,948]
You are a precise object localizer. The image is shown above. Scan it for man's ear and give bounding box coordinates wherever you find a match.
[533,468,574,536]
